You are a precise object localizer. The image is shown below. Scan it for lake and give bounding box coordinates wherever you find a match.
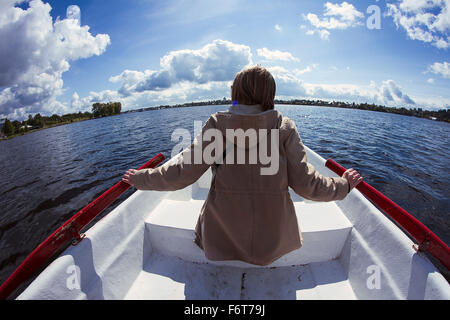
[0,104,449,285]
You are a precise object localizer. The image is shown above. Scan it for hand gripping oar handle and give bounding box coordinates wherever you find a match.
[0,153,165,299]
[325,158,450,271]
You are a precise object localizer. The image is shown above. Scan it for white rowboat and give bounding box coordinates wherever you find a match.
[8,147,450,299]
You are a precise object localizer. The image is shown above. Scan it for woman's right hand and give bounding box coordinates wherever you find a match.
[343,168,363,191]
[122,169,138,186]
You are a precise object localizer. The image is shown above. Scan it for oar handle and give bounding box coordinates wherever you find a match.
[326,158,450,271]
[0,153,165,300]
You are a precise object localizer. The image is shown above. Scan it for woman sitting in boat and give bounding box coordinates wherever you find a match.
[122,65,363,266]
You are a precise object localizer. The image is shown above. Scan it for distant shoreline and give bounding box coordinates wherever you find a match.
[2,99,448,141]
[124,98,449,123]
[0,117,91,141]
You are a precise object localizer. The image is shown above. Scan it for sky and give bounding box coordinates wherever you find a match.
[0,0,449,120]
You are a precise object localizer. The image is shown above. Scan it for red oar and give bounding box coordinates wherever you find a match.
[326,158,450,271]
[0,153,165,300]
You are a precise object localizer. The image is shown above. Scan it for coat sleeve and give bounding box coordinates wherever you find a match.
[129,117,215,191]
[285,119,349,201]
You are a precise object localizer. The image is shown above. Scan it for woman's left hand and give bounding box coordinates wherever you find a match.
[342,168,363,191]
[122,169,138,186]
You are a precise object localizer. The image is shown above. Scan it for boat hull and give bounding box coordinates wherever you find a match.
[18,147,450,300]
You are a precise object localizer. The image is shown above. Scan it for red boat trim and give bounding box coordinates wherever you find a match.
[326,158,450,271]
[0,153,165,300]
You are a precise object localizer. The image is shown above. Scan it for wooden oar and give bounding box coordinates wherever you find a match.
[326,158,450,271]
[0,153,165,299]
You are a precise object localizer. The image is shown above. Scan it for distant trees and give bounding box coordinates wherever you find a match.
[27,113,43,127]
[2,119,14,136]
[1,101,122,138]
[274,99,450,123]
[92,102,122,118]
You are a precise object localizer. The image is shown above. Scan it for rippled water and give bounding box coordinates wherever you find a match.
[0,105,449,286]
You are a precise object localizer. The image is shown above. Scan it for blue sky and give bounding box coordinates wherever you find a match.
[1,0,449,119]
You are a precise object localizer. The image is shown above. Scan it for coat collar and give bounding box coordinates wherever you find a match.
[228,104,265,115]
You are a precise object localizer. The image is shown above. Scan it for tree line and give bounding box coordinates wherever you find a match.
[1,102,122,137]
[2,98,449,138]
[125,98,449,123]
[92,102,122,118]
[274,99,450,122]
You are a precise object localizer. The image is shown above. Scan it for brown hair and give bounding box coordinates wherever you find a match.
[231,65,276,111]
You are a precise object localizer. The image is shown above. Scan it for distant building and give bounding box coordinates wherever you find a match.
[20,125,38,130]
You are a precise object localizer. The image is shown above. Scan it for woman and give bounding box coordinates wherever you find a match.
[122,65,363,266]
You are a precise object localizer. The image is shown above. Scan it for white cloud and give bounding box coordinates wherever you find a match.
[303,1,364,39]
[82,54,445,113]
[265,66,419,107]
[266,66,308,97]
[66,5,81,24]
[76,60,450,113]
[0,0,110,119]
[37,38,449,116]
[387,0,450,49]
[256,48,299,62]
[428,61,450,78]
[72,81,233,113]
[398,0,440,12]
[323,1,364,22]
[75,39,252,111]
[308,80,416,106]
[274,24,282,31]
[160,39,252,83]
[306,29,331,40]
[112,39,252,96]
[379,79,415,105]
[293,65,316,75]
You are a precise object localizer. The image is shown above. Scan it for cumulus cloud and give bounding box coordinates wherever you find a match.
[379,80,415,105]
[256,48,299,62]
[306,29,331,40]
[77,39,254,111]
[264,66,417,107]
[266,66,308,97]
[89,48,424,113]
[428,61,450,78]
[62,38,445,115]
[293,64,317,75]
[66,4,81,24]
[303,79,415,106]
[111,39,252,95]
[0,0,110,119]
[72,81,233,113]
[387,0,450,49]
[304,1,364,39]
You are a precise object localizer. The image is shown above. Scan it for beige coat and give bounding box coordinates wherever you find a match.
[131,105,349,266]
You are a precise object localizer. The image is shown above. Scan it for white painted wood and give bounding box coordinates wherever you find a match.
[125,253,243,300]
[145,196,353,267]
[125,252,356,300]
[17,146,450,300]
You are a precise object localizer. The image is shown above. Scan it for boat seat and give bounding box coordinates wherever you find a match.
[125,252,357,300]
[144,186,353,268]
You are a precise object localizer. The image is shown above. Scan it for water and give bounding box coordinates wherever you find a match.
[0,105,449,286]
